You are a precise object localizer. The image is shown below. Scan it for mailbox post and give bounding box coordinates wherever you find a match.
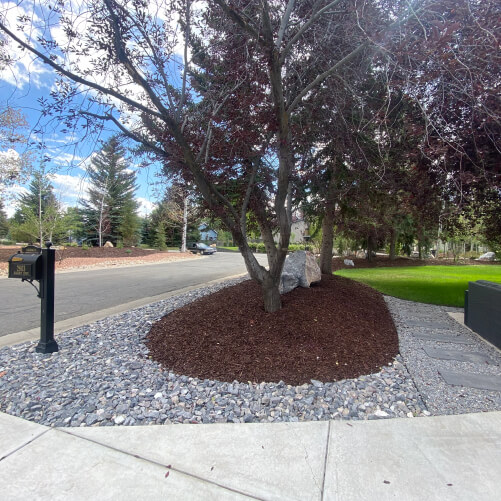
[8,241,58,353]
[37,242,58,353]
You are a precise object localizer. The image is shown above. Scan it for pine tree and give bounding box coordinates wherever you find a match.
[11,168,63,244]
[16,170,58,223]
[80,137,139,246]
[0,198,9,238]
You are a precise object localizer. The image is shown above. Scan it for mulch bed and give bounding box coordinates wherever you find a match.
[331,255,498,271]
[0,245,174,263]
[146,275,399,385]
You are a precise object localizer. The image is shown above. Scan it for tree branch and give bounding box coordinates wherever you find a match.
[287,40,370,113]
[276,0,296,49]
[212,0,262,44]
[102,0,173,120]
[0,20,163,120]
[281,0,344,62]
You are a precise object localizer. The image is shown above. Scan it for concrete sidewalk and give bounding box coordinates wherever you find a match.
[1,411,500,500]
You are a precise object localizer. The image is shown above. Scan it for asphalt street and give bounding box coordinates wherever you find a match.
[0,252,268,337]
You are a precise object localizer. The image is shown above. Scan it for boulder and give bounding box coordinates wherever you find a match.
[344,259,355,267]
[477,252,496,261]
[104,241,114,248]
[280,251,321,294]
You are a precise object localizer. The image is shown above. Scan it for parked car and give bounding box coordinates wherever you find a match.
[189,243,217,255]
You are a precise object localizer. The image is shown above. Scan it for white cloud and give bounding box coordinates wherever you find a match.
[3,184,28,217]
[0,2,52,89]
[137,197,156,216]
[48,172,89,204]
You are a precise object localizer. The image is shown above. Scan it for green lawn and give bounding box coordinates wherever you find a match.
[334,265,501,307]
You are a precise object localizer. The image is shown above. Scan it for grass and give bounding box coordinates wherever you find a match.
[334,265,501,307]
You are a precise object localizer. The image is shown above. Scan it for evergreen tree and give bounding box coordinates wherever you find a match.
[10,168,64,244]
[16,169,58,224]
[80,137,139,246]
[0,198,9,237]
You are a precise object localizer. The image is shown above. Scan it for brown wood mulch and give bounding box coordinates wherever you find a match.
[146,275,399,385]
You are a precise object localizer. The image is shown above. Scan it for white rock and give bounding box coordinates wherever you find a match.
[280,251,321,294]
[374,409,389,417]
[114,415,125,424]
[477,251,496,261]
[154,392,163,399]
[343,259,355,266]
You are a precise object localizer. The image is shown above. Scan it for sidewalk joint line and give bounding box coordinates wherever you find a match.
[320,420,332,500]
[56,428,266,500]
[0,427,51,462]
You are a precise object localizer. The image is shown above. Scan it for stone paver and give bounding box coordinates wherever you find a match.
[405,319,454,329]
[423,347,495,364]
[412,332,475,344]
[439,370,501,392]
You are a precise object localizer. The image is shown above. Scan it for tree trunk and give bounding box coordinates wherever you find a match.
[389,228,397,260]
[319,161,338,274]
[181,195,188,252]
[262,277,281,313]
[366,235,374,262]
[319,211,335,274]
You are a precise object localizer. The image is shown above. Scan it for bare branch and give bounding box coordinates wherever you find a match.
[281,0,344,62]
[0,20,163,120]
[276,0,296,49]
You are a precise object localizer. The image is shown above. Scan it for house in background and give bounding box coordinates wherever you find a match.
[272,212,310,243]
[199,223,218,241]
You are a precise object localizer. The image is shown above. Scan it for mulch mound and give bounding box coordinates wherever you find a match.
[146,275,399,385]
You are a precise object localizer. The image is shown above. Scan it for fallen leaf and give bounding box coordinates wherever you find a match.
[383,480,390,484]
[346,423,353,427]
[0,371,7,378]
[166,465,171,469]
[211,466,214,471]
[165,471,170,478]
[447,484,453,487]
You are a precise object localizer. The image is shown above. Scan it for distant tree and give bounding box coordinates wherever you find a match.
[0,198,8,237]
[153,220,168,251]
[10,168,69,244]
[160,184,199,252]
[80,137,139,246]
[0,106,32,197]
[119,198,141,246]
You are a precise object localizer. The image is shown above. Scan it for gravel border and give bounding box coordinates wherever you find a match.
[0,278,499,427]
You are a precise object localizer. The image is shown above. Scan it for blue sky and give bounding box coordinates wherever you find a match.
[1,72,163,217]
[0,1,187,219]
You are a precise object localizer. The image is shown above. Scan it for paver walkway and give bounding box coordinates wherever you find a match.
[385,297,501,415]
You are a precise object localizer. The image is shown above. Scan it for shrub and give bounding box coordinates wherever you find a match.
[81,243,90,250]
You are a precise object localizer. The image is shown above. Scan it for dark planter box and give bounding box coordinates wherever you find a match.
[465,280,501,349]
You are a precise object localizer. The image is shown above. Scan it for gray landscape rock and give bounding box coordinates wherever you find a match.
[280,251,321,294]
[477,251,496,261]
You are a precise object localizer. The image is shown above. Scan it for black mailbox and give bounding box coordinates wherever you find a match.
[8,252,43,280]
